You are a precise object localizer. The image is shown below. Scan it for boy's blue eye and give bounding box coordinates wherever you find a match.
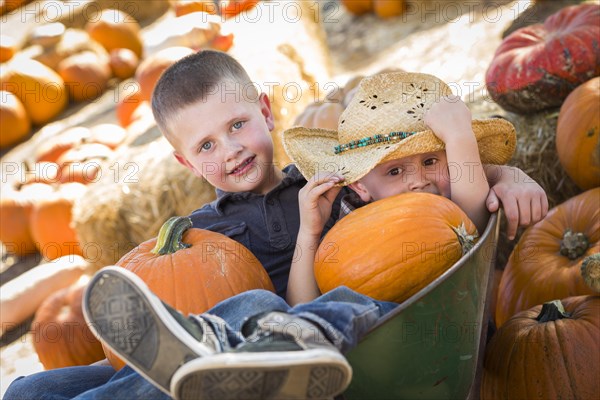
[232,121,244,130]
[201,142,212,152]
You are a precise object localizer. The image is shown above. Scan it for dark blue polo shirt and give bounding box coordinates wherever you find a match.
[189,164,347,299]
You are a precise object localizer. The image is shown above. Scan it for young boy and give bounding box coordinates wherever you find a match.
[4,54,547,400]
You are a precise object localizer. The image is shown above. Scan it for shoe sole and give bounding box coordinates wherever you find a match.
[171,349,352,400]
[83,266,215,395]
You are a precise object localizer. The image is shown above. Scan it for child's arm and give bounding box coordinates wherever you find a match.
[287,172,343,305]
[424,95,490,233]
[483,165,549,239]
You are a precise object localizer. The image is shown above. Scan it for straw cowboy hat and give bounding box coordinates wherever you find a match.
[283,71,516,184]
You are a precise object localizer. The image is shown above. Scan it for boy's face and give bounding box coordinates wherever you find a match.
[349,151,451,202]
[169,86,279,194]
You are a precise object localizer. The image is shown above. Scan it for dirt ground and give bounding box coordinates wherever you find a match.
[0,0,588,397]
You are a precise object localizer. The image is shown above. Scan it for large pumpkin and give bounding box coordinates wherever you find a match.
[103,216,275,370]
[32,277,106,370]
[481,295,600,399]
[58,51,112,102]
[0,57,68,125]
[556,77,600,190]
[485,4,600,114]
[0,90,30,149]
[495,188,600,327]
[314,193,477,303]
[85,9,143,58]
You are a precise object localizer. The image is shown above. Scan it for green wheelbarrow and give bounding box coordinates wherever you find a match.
[343,211,501,400]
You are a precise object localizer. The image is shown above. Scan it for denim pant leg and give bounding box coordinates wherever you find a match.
[3,366,115,400]
[289,286,398,353]
[198,289,291,348]
[73,366,171,400]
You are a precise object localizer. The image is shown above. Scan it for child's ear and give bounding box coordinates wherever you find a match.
[349,181,372,203]
[173,151,203,178]
[258,92,275,131]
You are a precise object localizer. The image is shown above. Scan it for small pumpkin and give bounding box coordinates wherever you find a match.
[315,193,477,303]
[32,276,106,369]
[56,143,114,184]
[29,182,87,260]
[486,4,600,114]
[115,82,146,127]
[0,90,31,149]
[495,188,600,327]
[0,57,68,125]
[0,34,17,63]
[135,46,195,101]
[102,216,275,370]
[85,9,143,58]
[481,296,600,399]
[34,126,91,163]
[341,0,405,18]
[108,48,139,80]
[58,51,112,102]
[556,77,600,190]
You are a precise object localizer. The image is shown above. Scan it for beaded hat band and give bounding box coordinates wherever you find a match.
[283,71,516,185]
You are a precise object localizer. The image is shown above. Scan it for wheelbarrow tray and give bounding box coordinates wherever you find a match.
[344,212,500,400]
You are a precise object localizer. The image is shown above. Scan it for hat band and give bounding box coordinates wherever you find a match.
[334,131,416,154]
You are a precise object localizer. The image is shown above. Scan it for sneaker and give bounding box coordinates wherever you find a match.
[83,266,221,395]
[171,312,352,400]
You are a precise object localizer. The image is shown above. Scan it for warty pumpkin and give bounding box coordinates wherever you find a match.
[495,187,600,327]
[485,4,600,114]
[556,77,600,190]
[481,295,600,399]
[314,193,478,303]
[32,275,106,369]
[102,216,275,370]
[0,90,31,149]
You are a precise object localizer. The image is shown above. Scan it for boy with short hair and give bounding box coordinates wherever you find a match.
[4,53,547,400]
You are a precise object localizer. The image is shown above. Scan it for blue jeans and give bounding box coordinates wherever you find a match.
[5,287,397,399]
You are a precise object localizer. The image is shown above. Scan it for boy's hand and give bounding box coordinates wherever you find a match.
[424,95,473,144]
[485,166,549,240]
[298,172,344,238]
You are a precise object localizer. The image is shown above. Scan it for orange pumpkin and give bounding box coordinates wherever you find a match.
[58,51,112,102]
[0,182,53,257]
[32,277,106,369]
[56,143,113,184]
[85,9,143,58]
[29,182,87,260]
[482,295,600,399]
[340,0,373,15]
[135,46,195,101]
[341,0,405,18]
[34,127,91,163]
[315,193,478,303]
[0,57,68,125]
[108,48,139,80]
[495,188,600,327]
[173,0,219,17]
[103,216,275,370]
[115,82,145,127]
[0,34,17,63]
[0,90,31,149]
[556,77,600,190]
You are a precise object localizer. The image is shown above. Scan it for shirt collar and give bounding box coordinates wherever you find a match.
[212,164,306,212]
[338,191,369,220]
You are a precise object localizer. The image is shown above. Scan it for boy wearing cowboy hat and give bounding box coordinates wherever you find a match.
[285,71,529,304]
[7,58,548,400]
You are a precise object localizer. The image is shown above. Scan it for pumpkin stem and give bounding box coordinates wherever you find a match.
[536,300,571,323]
[452,222,478,255]
[581,253,600,293]
[151,216,193,255]
[560,229,589,260]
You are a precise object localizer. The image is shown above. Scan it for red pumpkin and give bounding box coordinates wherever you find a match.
[315,193,477,303]
[496,188,600,327]
[482,295,600,399]
[486,4,600,114]
[32,277,106,369]
[556,77,600,190]
[103,216,275,370]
